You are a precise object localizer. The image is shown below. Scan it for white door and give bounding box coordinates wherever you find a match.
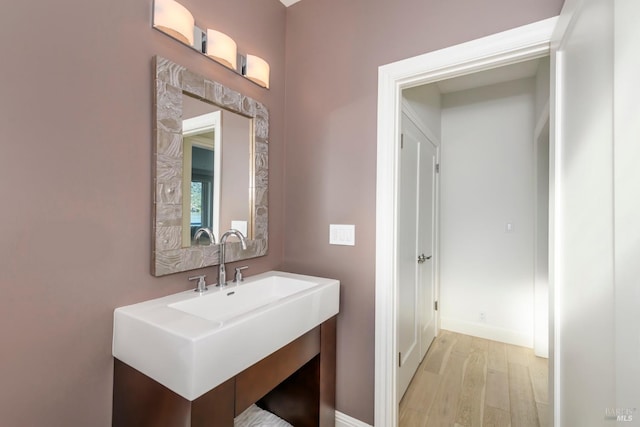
[417,127,437,361]
[552,0,640,424]
[397,112,437,400]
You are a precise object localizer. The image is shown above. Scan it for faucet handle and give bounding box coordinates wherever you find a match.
[233,266,249,283]
[188,275,208,293]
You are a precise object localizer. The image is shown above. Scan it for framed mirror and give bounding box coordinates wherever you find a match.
[152,56,268,276]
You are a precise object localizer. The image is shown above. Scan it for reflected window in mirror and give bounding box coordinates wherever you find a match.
[187,145,214,245]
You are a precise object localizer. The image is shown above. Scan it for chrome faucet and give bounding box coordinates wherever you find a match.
[188,274,208,293]
[217,229,248,287]
[193,227,216,245]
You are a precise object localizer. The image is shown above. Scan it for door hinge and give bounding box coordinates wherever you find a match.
[398,352,402,367]
[400,133,404,149]
[434,301,438,311]
[435,163,440,173]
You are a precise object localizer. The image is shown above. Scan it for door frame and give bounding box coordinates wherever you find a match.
[374,17,558,426]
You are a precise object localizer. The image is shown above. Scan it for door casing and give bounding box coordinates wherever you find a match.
[375,17,558,427]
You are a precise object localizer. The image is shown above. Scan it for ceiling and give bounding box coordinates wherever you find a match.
[436,58,541,94]
[280,0,302,6]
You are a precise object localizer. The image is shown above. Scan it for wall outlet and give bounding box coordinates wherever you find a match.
[479,312,486,323]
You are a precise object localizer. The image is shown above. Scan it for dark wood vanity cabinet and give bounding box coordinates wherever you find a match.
[112,316,336,427]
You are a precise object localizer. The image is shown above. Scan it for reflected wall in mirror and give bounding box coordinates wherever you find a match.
[153,56,268,276]
[181,96,252,247]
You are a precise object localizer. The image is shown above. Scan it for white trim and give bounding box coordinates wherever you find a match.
[550,43,565,427]
[548,1,577,420]
[375,17,557,427]
[335,411,373,427]
[380,18,558,91]
[182,111,220,136]
[534,101,550,142]
[533,101,550,359]
[400,99,441,147]
[439,319,533,348]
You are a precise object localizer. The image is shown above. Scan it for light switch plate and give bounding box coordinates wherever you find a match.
[330,224,355,246]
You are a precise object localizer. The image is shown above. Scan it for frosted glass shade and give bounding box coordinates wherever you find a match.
[206,29,237,69]
[244,55,270,89]
[153,0,195,46]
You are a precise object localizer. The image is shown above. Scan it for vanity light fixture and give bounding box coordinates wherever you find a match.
[241,54,270,89]
[205,29,237,70]
[153,0,195,46]
[152,0,270,89]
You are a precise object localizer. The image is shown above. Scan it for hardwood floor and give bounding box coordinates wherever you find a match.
[399,330,548,427]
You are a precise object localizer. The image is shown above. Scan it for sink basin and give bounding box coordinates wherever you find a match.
[112,271,339,401]
[168,275,317,324]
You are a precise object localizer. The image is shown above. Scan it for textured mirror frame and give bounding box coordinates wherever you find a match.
[152,56,268,276]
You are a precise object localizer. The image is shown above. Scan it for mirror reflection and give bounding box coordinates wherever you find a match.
[152,56,268,277]
[181,94,252,248]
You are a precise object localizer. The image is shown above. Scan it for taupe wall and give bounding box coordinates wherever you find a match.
[0,0,285,425]
[282,0,563,423]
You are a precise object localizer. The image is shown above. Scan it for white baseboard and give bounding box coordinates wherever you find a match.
[440,316,533,348]
[335,411,373,427]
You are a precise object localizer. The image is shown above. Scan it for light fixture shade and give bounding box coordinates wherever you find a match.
[205,29,237,70]
[244,55,270,89]
[153,0,195,46]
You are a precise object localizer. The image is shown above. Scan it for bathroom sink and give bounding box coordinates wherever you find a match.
[112,271,339,401]
[168,275,318,324]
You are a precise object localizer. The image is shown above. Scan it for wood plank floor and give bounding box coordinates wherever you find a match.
[399,330,549,427]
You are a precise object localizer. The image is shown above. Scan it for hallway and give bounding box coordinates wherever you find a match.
[399,330,549,427]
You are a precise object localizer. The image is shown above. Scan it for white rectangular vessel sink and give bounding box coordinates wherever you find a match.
[112,271,339,401]
[169,275,317,323]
